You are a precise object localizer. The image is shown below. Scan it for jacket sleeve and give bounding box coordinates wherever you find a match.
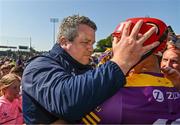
[22,60,126,122]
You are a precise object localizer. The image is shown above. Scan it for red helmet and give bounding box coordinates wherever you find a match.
[112,17,168,53]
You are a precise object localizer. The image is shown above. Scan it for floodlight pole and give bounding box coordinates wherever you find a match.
[29,37,32,52]
[50,18,59,45]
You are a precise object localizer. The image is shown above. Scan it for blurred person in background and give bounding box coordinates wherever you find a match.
[0,73,23,124]
[16,55,23,67]
[22,14,159,124]
[10,66,24,95]
[0,64,12,77]
[161,34,180,90]
[10,65,24,78]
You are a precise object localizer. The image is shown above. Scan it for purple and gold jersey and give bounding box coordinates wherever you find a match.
[81,73,180,124]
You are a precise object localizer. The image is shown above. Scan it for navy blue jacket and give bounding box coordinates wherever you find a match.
[22,43,126,124]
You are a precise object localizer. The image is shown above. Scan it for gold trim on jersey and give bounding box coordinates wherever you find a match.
[82,118,90,125]
[90,112,101,122]
[126,73,174,87]
[82,111,101,125]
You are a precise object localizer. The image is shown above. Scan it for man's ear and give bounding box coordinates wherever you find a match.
[59,36,69,48]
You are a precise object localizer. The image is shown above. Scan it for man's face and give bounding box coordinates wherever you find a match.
[161,49,180,72]
[64,24,95,65]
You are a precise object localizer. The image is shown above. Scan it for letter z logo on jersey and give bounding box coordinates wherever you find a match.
[153,89,164,102]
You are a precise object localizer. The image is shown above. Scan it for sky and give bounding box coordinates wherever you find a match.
[0,0,179,51]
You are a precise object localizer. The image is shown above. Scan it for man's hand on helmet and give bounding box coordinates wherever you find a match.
[111,20,160,75]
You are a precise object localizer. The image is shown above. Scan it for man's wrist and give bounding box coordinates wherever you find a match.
[110,59,131,75]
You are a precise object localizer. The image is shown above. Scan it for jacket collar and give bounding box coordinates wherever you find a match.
[49,43,92,70]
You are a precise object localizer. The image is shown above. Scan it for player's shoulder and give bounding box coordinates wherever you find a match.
[126,73,173,87]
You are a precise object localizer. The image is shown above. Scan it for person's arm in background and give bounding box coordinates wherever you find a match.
[161,66,180,90]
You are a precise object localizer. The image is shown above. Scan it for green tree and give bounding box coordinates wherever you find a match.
[94,35,112,52]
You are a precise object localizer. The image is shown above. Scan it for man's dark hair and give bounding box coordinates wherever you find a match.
[57,15,97,42]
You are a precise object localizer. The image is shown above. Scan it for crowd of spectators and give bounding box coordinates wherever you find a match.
[0,51,40,124]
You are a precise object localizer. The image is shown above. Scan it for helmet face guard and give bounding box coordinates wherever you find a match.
[112,17,168,54]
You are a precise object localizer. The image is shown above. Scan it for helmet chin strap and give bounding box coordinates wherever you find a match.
[126,27,169,76]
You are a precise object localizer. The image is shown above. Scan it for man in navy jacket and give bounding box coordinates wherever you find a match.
[22,15,159,124]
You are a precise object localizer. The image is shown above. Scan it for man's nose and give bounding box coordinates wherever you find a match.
[87,44,94,53]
